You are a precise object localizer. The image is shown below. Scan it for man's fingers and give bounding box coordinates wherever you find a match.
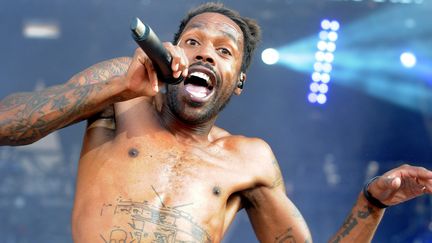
[405,165,432,180]
[165,42,188,78]
[143,58,158,93]
[416,177,432,193]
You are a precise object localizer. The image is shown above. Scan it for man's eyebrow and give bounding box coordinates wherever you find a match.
[185,22,240,45]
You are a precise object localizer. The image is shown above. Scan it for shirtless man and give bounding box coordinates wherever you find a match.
[1,2,432,242]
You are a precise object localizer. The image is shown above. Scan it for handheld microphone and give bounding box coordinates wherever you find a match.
[130,17,184,85]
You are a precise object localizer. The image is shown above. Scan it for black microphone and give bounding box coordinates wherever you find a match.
[130,17,184,85]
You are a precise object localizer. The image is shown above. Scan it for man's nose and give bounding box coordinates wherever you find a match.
[194,47,215,65]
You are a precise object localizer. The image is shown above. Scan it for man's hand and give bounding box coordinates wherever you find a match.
[125,43,188,98]
[367,164,432,207]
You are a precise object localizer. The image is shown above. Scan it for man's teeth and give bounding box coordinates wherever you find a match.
[190,72,209,82]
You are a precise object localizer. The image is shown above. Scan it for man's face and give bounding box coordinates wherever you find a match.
[165,12,244,124]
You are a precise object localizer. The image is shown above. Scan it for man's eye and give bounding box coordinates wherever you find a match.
[219,48,232,56]
[186,39,199,46]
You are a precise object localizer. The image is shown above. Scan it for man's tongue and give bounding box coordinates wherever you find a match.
[185,84,209,98]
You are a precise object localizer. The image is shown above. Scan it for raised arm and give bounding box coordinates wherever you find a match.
[0,43,187,146]
[329,164,432,242]
[0,57,133,145]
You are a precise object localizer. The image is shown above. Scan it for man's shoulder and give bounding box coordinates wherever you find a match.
[212,128,273,160]
[218,134,283,191]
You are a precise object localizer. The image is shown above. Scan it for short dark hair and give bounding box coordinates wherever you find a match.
[173,2,261,73]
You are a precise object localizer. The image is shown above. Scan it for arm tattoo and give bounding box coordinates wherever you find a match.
[330,206,375,243]
[275,227,296,243]
[271,158,283,188]
[274,227,312,243]
[0,57,130,145]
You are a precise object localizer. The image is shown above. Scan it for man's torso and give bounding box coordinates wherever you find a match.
[71,98,273,242]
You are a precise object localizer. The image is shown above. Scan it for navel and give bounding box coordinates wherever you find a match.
[212,186,221,196]
[128,148,139,158]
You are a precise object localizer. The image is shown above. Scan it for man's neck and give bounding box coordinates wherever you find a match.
[158,105,217,145]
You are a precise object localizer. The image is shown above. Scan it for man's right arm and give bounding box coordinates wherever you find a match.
[0,57,132,146]
[0,43,188,146]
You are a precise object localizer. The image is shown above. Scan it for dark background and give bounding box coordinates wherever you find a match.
[1,0,431,242]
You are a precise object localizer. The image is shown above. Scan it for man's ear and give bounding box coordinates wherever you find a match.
[234,72,246,95]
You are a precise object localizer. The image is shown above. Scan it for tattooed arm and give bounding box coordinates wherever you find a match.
[0,57,134,146]
[328,193,384,243]
[0,44,187,146]
[241,140,312,243]
[329,164,432,242]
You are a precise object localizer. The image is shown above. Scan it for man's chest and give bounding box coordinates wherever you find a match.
[84,134,256,206]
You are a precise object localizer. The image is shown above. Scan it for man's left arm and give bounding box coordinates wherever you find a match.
[243,184,313,243]
[329,164,432,242]
[240,140,312,243]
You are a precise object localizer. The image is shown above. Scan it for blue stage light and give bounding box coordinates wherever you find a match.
[317,94,327,104]
[321,73,331,83]
[400,52,417,68]
[308,93,318,103]
[308,19,340,105]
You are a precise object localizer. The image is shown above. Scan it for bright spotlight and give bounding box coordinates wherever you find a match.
[321,19,331,30]
[317,41,328,51]
[400,52,416,68]
[309,18,340,105]
[327,42,336,52]
[308,93,318,103]
[321,73,331,83]
[315,51,325,62]
[322,63,333,73]
[319,31,328,40]
[312,72,321,82]
[328,31,338,42]
[319,83,329,93]
[324,52,334,63]
[310,82,320,93]
[261,48,280,65]
[330,21,340,31]
[317,94,327,104]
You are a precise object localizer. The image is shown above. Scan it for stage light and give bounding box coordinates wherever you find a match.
[319,83,329,93]
[261,48,279,65]
[330,21,340,31]
[314,62,323,72]
[321,19,331,30]
[400,52,417,68]
[317,94,327,104]
[310,82,320,93]
[312,72,321,82]
[327,42,337,52]
[315,51,325,61]
[328,31,338,42]
[319,31,329,40]
[324,52,334,63]
[308,19,340,105]
[308,93,318,103]
[317,41,328,51]
[321,73,331,83]
[23,21,60,39]
[277,2,432,113]
[322,63,333,73]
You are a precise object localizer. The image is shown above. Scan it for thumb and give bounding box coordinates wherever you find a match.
[381,175,401,190]
[376,176,401,201]
[390,176,401,190]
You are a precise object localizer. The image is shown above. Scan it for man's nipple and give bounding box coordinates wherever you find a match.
[128,148,139,158]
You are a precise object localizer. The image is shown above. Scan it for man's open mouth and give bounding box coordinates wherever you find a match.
[183,67,216,101]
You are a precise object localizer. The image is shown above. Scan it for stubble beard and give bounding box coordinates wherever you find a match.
[165,83,235,125]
